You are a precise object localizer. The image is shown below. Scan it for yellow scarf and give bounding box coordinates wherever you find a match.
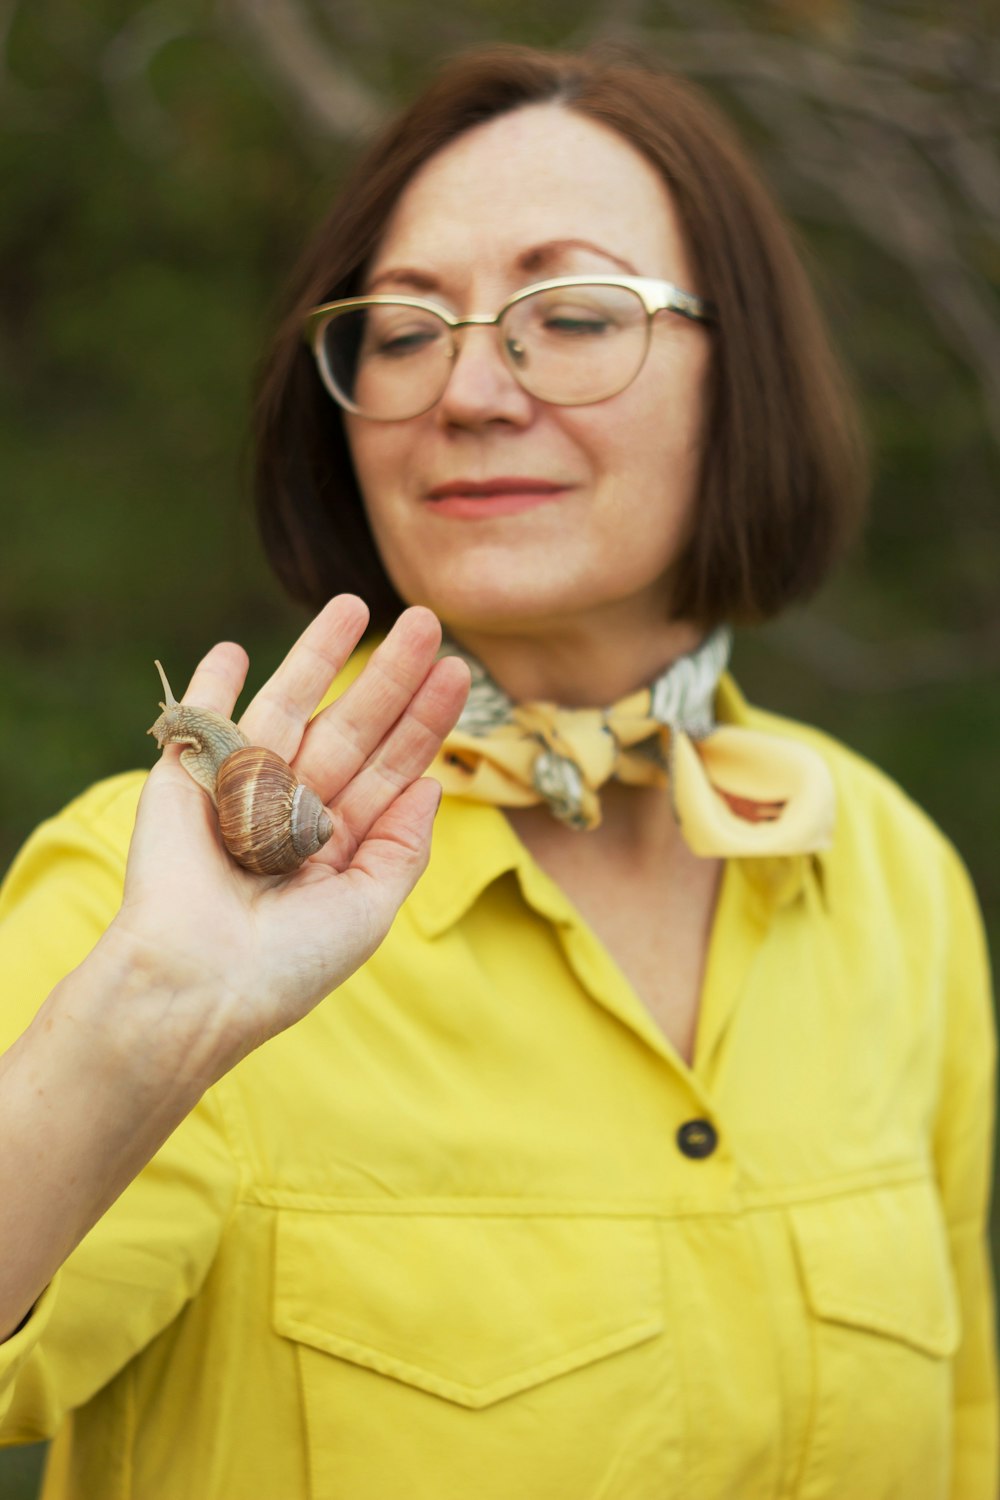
[429,628,835,858]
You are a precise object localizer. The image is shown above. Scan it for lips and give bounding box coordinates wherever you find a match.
[425,478,568,500]
[422,477,572,520]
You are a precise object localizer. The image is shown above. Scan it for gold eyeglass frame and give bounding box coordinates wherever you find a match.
[302,275,718,420]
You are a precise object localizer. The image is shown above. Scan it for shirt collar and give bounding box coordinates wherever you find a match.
[407,795,526,938]
[317,638,827,939]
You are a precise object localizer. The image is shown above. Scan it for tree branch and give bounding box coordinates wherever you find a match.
[101,2,194,156]
[217,0,385,141]
[764,612,1000,692]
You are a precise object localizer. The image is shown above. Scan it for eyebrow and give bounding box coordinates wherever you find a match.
[364,238,641,293]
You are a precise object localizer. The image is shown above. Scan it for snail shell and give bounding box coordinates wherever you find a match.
[216,747,334,876]
[147,660,333,876]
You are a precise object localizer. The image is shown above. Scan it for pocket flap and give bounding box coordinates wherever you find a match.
[789,1180,961,1358]
[273,1211,663,1408]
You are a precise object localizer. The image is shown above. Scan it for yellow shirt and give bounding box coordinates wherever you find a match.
[0,659,996,1500]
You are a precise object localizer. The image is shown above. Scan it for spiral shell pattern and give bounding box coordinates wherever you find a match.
[216,747,334,875]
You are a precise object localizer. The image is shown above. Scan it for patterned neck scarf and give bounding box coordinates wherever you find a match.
[430,627,835,857]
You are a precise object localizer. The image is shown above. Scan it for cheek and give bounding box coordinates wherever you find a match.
[343,422,433,600]
[611,357,708,495]
[343,423,418,566]
[570,395,700,508]
[343,418,390,507]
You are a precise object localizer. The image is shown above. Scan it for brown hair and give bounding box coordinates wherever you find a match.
[253,44,868,632]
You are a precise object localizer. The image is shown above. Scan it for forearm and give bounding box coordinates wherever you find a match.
[0,927,235,1342]
[0,606,465,1346]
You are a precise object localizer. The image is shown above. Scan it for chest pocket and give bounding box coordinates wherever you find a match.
[788,1177,961,1500]
[272,1209,667,1500]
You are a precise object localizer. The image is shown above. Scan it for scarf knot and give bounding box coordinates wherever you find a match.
[433,627,835,857]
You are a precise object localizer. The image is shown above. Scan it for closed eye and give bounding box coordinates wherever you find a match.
[365,325,445,360]
[541,314,614,337]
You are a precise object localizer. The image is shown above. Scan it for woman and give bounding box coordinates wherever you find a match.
[0,44,995,1500]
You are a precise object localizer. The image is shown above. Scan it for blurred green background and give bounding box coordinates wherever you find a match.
[1,0,997,1492]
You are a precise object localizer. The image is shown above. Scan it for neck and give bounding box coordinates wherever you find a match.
[507,775,692,870]
[444,614,706,708]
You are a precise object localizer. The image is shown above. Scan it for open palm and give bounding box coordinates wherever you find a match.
[109,596,470,1067]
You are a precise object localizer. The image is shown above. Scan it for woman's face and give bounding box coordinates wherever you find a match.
[343,104,713,639]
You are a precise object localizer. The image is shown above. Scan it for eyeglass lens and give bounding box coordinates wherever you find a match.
[316,283,652,418]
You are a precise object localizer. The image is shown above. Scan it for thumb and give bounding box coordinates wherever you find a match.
[125,754,228,886]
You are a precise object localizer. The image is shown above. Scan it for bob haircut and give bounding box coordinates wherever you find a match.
[253,44,868,633]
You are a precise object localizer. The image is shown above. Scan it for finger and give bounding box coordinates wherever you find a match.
[293,605,447,798]
[148,641,251,785]
[343,776,444,905]
[331,655,470,841]
[158,641,251,718]
[237,594,370,760]
[125,756,237,899]
[291,779,443,980]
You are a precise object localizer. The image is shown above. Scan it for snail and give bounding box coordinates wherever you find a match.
[146,661,334,876]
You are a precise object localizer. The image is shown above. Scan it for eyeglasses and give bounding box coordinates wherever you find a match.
[302,275,716,421]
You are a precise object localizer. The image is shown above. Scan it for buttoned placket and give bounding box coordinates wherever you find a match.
[409,785,823,1185]
[506,841,826,1497]
[509,846,815,1167]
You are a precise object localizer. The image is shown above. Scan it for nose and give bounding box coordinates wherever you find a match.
[433,324,534,428]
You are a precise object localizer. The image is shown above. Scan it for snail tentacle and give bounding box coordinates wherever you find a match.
[153,659,179,709]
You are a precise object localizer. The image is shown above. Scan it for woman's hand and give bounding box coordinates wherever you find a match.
[105,595,471,1077]
[0,597,470,1341]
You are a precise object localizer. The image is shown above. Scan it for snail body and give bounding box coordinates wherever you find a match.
[147,661,333,876]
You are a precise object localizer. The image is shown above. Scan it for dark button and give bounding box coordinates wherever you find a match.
[676,1119,718,1159]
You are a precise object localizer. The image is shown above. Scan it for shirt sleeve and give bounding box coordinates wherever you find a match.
[0,776,239,1442]
[931,841,999,1499]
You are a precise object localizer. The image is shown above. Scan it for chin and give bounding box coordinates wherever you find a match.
[423,592,562,637]
[404,577,632,641]
[380,534,677,636]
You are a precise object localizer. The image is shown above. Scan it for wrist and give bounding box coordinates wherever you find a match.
[48,923,245,1103]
